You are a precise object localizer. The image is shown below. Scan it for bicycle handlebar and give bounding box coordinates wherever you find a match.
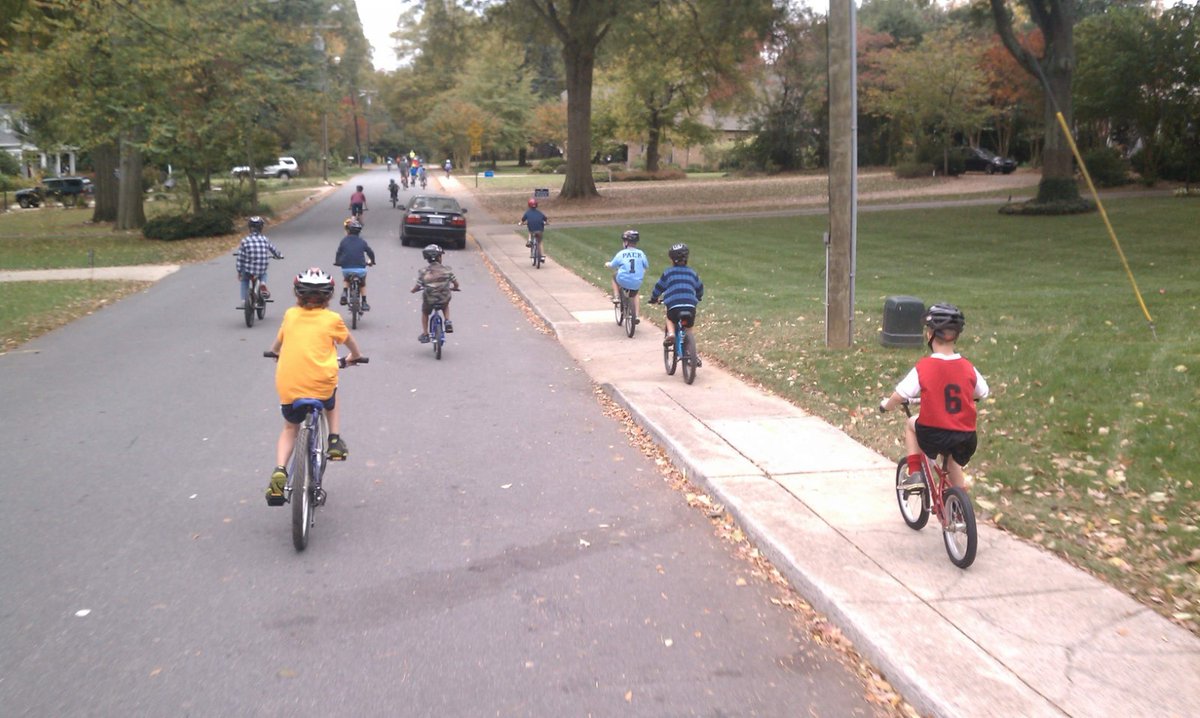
[263,351,368,367]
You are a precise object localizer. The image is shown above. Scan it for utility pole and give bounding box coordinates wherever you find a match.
[360,90,378,166]
[826,0,858,348]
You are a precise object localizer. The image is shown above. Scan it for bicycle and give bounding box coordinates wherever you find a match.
[422,286,460,360]
[262,352,368,551]
[235,254,281,328]
[654,303,698,385]
[892,400,978,569]
[613,287,638,338]
[390,190,399,209]
[419,173,427,190]
[343,270,371,329]
[527,229,544,268]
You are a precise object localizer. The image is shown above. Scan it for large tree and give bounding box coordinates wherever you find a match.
[989,0,1085,206]
[523,0,625,199]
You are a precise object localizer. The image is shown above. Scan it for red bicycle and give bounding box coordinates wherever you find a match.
[893,400,978,568]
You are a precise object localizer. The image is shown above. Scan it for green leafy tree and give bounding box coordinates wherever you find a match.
[989,0,1085,206]
[862,27,991,173]
[602,0,773,172]
[523,0,626,199]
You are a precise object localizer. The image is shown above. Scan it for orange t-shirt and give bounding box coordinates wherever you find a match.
[274,307,349,404]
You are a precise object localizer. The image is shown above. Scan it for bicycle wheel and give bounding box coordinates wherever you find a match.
[431,314,443,360]
[531,238,540,268]
[942,486,977,568]
[349,283,360,330]
[614,292,624,326]
[664,335,678,375]
[624,294,637,338]
[682,332,697,384]
[291,427,312,551]
[244,284,256,328]
[895,459,930,530]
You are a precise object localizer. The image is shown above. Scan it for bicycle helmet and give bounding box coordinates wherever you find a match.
[248,216,264,232]
[422,244,445,262]
[293,267,335,302]
[621,229,640,244]
[344,218,362,234]
[528,197,538,208]
[924,303,965,344]
[668,243,690,264]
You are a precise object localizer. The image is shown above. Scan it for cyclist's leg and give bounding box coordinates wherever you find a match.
[443,299,453,331]
[239,273,250,302]
[611,275,621,304]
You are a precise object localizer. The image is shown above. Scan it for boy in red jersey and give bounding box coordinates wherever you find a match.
[879,303,989,490]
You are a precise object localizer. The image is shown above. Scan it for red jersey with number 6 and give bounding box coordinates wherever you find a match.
[915,356,981,432]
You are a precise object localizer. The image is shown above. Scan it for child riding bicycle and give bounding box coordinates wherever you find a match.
[519,197,548,251]
[648,243,705,367]
[235,216,283,303]
[334,218,376,311]
[349,185,367,220]
[411,244,460,343]
[265,267,363,505]
[605,229,649,321]
[388,178,399,206]
[879,303,990,491]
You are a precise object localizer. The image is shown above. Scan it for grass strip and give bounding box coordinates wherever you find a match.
[546,196,1200,633]
[0,280,150,351]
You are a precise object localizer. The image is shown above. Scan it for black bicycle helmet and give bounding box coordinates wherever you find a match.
[293,267,335,302]
[248,216,264,232]
[924,303,965,342]
[344,218,362,234]
[621,229,640,244]
[668,243,689,264]
[422,244,444,262]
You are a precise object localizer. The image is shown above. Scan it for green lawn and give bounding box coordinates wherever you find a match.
[0,280,149,351]
[546,196,1200,632]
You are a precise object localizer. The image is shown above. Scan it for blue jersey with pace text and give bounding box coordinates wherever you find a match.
[608,248,649,290]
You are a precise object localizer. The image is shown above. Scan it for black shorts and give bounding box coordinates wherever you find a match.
[422,297,450,315]
[667,306,697,328]
[916,424,977,466]
[281,390,336,425]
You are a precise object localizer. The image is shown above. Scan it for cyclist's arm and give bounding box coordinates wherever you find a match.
[343,333,362,362]
[365,244,376,265]
[974,370,990,400]
[881,368,921,411]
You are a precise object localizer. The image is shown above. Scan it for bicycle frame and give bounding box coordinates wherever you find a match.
[345,275,364,329]
[286,399,329,551]
[427,305,446,359]
[529,230,543,268]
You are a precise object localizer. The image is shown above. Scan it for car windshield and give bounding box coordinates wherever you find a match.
[411,197,460,213]
[976,148,997,160]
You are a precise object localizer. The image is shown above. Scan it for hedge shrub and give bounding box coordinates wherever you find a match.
[143,210,234,240]
[1082,147,1130,188]
[894,162,935,179]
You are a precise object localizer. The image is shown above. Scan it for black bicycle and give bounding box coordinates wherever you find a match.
[614,287,638,338]
[343,268,372,329]
[657,305,699,385]
[235,255,281,328]
[263,352,368,551]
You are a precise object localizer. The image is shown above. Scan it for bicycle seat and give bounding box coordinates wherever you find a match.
[291,398,326,411]
[675,309,696,325]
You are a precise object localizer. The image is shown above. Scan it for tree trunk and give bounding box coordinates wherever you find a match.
[91,142,118,224]
[560,38,599,199]
[186,171,203,214]
[645,112,662,173]
[116,136,145,231]
[1036,65,1079,203]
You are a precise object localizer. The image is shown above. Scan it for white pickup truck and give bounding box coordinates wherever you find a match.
[231,156,299,179]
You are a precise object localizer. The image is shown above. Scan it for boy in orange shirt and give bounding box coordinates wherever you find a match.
[265,267,363,505]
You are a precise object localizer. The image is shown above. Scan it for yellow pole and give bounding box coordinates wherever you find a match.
[1054,112,1155,335]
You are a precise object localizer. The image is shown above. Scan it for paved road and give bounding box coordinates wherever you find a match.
[1,171,883,716]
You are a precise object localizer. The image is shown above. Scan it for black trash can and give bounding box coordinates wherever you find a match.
[881,296,925,347]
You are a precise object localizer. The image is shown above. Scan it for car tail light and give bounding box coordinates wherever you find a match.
[405,214,422,225]
[450,216,466,227]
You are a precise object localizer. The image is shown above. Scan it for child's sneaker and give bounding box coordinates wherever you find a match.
[418,333,430,343]
[361,300,370,312]
[663,335,675,347]
[525,240,532,248]
[901,471,926,491]
[327,434,348,461]
[260,284,271,299]
[265,466,288,506]
[445,321,454,333]
[340,293,348,306]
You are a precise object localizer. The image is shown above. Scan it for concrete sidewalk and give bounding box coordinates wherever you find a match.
[0,265,181,282]
[439,174,1200,717]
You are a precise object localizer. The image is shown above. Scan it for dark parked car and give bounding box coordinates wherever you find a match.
[399,194,468,250]
[15,176,92,208]
[956,147,1017,175]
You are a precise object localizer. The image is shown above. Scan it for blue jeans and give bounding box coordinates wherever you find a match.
[239,272,268,301]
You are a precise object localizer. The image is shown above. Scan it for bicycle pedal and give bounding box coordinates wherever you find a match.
[313,488,327,506]
[265,493,286,507]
